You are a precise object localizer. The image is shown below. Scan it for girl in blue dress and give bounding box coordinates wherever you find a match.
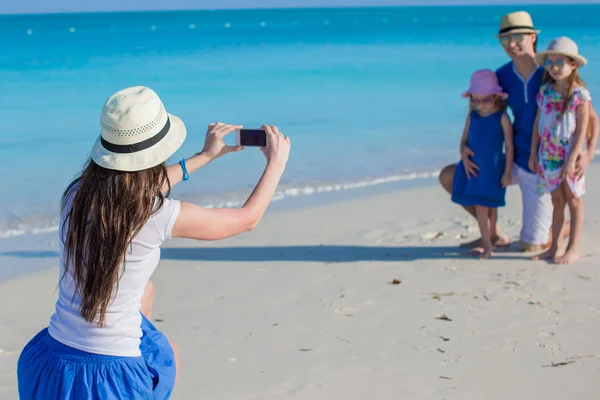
[452,69,514,259]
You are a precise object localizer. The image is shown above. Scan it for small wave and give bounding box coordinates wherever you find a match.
[198,170,440,209]
[0,225,58,239]
[0,170,439,239]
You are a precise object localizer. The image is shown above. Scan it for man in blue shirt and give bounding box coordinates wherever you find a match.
[438,11,599,253]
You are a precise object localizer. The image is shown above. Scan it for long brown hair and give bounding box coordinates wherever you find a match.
[542,64,592,139]
[61,159,170,326]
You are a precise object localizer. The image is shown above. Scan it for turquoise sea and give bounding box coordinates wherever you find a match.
[1,4,600,237]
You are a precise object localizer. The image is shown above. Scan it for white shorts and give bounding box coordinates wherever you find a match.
[510,164,552,246]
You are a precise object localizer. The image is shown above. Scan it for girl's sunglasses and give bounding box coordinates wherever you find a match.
[499,33,524,47]
[543,59,566,70]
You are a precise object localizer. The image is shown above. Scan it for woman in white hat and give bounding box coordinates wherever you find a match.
[16,86,291,399]
[438,11,599,253]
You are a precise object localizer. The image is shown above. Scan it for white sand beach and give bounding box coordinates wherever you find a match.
[2,165,600,399]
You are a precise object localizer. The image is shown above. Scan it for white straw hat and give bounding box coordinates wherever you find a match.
[91,86,187,172]
[495,11,540,38]
[535,36,588,67]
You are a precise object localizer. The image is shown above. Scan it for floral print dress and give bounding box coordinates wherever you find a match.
[535,83,591,197]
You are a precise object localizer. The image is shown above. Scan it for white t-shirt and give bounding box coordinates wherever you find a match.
[48,193,181,357]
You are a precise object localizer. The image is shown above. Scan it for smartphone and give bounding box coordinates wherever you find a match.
[236,129,267,147]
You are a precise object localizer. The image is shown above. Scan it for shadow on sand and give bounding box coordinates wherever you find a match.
[1,243,530,263]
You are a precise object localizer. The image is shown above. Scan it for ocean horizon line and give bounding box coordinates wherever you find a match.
[0,3,591,18]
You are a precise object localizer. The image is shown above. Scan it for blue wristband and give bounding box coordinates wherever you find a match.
[179,159,190,181]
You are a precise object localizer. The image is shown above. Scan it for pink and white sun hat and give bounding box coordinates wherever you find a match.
[462,69,508,100]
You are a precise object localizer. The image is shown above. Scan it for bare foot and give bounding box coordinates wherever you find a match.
[478,247,493,259]
[532,248,558,261]
[493,235,510,248]
[521,240,552,253]
[460,235,510,249]
[554,250,579,265]
[468,247,484,256]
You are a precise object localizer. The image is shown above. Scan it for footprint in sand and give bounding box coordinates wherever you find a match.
[362,228,398,244]
[440,356,461,366]
[420,231,446,241]
[334,307,361,316]
[465,224,479,232]
[535,341,563,353]
[273,381,304,395]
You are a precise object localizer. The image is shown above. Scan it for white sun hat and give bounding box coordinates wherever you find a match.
[91,86,187,172]
[535,36,588,67]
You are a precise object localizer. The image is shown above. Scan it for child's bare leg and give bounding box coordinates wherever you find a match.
[555,182,583,264]
[468,206,488,256]
[533,187,565,260]
[490,208,498,247]
[474,205,493,259]
[440,166,510,248]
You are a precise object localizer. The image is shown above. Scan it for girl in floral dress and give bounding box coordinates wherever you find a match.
[529,37,591,264]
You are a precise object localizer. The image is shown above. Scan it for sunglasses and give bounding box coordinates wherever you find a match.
[542,59,567,71]
[471,96,496,105]
[499,33,524,47]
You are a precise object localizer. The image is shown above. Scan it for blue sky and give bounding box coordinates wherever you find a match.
[1,0,599,15]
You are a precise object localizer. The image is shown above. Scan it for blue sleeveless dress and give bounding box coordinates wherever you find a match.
[451,110,507,208]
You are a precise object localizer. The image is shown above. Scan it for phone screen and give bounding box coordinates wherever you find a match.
[239,129,267,147]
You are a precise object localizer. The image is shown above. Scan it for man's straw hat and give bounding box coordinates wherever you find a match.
[495,11,540,38]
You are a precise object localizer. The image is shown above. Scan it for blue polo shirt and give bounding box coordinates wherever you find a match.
[496,62,544,170]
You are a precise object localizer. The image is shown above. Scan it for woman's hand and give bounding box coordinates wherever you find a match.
[260,125,291,166]
[201,122,244,160]
[172,125,291,242]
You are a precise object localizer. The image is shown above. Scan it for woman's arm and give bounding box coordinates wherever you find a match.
[163,123,243,192]
[165,152,212,190]
[171,126,291,241]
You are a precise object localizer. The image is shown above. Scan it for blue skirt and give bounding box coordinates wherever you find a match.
[17,314,176,400]
[451,160,506,208]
